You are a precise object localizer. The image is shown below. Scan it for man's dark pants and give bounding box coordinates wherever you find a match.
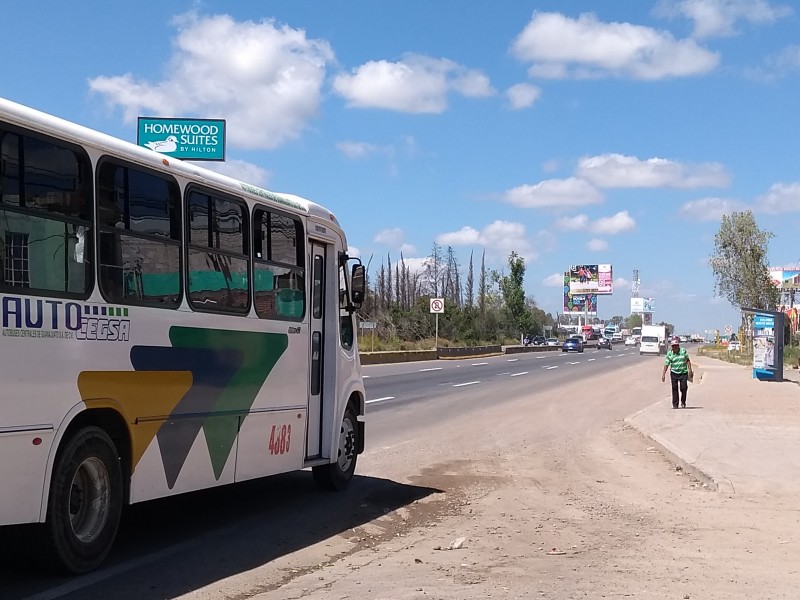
[670,371,688,408]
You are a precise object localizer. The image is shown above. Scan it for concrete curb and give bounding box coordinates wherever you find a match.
[624,412,727,493]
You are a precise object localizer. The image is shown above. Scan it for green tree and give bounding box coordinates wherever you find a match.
[710,210,779,311]
[625,314,643,329]
[498,251,534,335]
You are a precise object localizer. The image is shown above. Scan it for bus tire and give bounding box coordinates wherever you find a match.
[313,406,358,491]
[42,426,123,574]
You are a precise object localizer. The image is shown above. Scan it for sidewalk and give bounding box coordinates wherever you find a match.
[625,357,800,495]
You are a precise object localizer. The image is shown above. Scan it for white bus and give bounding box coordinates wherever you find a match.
[0,98,367,573]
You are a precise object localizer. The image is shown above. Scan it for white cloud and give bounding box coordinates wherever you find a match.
[587,238,609,251]
[755,182,800,213]
[555,214,590,230]
[348,246,361,258]
[199,159,270,186]
[541,159,560,173]
[503,177,603,209]
[679,197,746,220]
[336,141,384,160]
[506,83,542,109]
[577,153,730,189]
[654,0,792,39]
[332,54,494,113]
[746,44,800,81]
[89,12,334,150]
[615,277,630,288]
[554,211,635,235]
[398,257,428,274]
[543,272,564,287]
[510,12,719,80]
[436,220,539,262]
[591,211,636,235]
[399,243,417,255]
[374,227,406,246]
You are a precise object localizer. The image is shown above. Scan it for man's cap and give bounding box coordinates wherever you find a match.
[671,336,681,345]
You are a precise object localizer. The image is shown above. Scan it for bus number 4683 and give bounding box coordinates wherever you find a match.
[268,424,291,455]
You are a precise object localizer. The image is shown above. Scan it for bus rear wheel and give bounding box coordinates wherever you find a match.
[313,406,358,491]
[42,426,123,574]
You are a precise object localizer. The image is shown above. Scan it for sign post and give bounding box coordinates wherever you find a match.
[430,298,444,350]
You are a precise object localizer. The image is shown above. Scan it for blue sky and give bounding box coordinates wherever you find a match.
[4,0,800,334]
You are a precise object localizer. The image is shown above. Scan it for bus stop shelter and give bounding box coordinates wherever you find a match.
[742,307,784,381]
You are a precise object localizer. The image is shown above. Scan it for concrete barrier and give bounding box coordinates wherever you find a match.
[437,345,502,359]
[360,350,438,365]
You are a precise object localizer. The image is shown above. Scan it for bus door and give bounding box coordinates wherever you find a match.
[307,242,327,458]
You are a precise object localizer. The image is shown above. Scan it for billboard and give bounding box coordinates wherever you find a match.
[630,297,655,313]
[563,274,597,314]
[568,264,613,295]
[137,117,227,161]
[769,267,800,290]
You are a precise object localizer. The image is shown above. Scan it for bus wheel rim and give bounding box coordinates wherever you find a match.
[337,417,356,472]
[69,457,111,544]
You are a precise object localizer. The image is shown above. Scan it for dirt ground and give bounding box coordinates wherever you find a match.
[180,364,800,600]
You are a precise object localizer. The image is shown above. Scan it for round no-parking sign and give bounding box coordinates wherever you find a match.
[430,298,444,314]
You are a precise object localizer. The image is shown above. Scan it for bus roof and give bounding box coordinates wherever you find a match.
[0,96,343,230]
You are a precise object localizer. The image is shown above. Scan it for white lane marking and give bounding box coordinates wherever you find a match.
[498,372,512,376]
[419,367,442,372]
[507,358,519,362]
[545,366,558,370]
[605,356,613,359]
[362,375,370,379]
[453,381,480,387]
[366,396,395,404]
[537,356,547,359]
[588,358,596,362]
[568,361,580,365]
[471,362,488,366]
[510,371,529,377]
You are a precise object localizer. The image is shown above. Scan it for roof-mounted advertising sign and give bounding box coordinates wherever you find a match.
[137,117,226,161]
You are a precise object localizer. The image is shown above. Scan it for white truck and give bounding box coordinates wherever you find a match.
[640,324,667,355]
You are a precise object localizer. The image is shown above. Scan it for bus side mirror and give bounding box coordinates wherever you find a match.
[351,264,366,308]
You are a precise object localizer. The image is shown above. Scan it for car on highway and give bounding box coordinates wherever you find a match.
[562,337,584,353]
[728,340,741,351]
[546,338,560,346]
[531,336,547,346]
[624,336,638,346]
[597,337,612,350]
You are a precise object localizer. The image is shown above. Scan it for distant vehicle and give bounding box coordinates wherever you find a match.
[531,336,547,346]
[580,325,599,341]
[728,340,741,351]
[546,338,560,347]
[640,325,667,355]
[597,337,612,350]
[563,337,585,353]
[625,336,639,346]
[611,332,623,342]
[603,324,620,339]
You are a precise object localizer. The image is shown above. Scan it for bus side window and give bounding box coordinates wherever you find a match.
[186,188,249,314]
[252,207,305,321]
[0,129,93,298]
[97,161,181,307]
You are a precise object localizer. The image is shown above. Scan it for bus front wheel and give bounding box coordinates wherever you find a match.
[313,406,358,491]
[42,426,123,574]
